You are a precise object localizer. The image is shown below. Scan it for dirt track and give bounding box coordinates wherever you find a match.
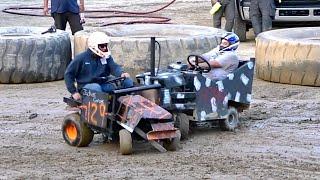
[0,0,319,179]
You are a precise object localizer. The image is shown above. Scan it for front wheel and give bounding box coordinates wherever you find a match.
[119,129,133,155]
[163,130,181,151]
[219,107,239,131]
[174,113,189,140]
[62,113,94,147]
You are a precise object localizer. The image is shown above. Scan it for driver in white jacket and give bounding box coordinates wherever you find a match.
[200,32,240,80]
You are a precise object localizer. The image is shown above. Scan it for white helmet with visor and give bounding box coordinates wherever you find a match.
[87,32,111,58]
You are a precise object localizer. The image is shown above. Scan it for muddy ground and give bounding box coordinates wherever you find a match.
[0,0,319,179]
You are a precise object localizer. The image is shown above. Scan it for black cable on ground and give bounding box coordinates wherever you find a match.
[2,0,176,26]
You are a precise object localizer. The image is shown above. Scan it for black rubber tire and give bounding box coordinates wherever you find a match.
[234,4,247,42]
[119,129,133,155]
[256,27,320,86]
[163,130,181,151]
[74,24,224,76]
[62,113,94,147]
[0,27,71,83]
[219,107,239,131]
[174,113,189,140]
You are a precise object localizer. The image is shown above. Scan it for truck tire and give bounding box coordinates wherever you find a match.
[256,27,320,86]
[0,27,71,83]
[74,24,224,76]
[234,4,247,41]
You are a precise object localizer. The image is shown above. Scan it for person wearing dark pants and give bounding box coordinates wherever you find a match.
[249,0,276,36]
[43,0,84,35]
[211,0,235,32]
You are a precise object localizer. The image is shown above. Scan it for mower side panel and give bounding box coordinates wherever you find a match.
[195,59,255,121]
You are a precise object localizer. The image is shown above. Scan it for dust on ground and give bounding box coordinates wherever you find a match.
[0,0,319,179]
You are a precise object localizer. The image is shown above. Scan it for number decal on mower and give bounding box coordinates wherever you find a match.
[83,102,108,127]
[80,89,110,128]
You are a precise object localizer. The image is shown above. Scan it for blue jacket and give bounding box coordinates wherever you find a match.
[64,49,124,94]
[51,0,79,14]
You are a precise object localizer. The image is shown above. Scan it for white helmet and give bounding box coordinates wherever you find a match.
[87,32,111,58]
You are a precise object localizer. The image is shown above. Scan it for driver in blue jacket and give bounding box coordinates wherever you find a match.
[64,32,134,100]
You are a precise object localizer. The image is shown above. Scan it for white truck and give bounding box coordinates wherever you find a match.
[234,0,320,41]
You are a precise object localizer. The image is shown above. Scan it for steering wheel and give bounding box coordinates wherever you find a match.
[104,76,127,90]
[187,54,211,73]
[105,76,126,84]
[94,76,126,86]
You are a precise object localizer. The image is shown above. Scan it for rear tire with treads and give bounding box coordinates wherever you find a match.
[62,113,94,147]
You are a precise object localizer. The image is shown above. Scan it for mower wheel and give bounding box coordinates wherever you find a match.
[163,130,181,151]
[62,113,94,147]
[174,113,189,140]
[119,129,133,155]
[219,107,239,131]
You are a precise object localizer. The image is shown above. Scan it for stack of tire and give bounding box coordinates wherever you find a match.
[0,27,71,83]
[256,27,320,86]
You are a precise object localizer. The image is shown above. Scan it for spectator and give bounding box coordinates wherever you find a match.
[64,32,134,100]
[211,0,235,32]
[249,0,276,36]
[43,0,85,35]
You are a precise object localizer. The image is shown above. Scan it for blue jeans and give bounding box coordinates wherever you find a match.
[83,78,134,93]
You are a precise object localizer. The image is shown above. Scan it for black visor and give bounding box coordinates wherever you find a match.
[98,43,108,51]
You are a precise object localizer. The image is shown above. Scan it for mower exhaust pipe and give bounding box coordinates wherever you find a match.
[150,37,156,77]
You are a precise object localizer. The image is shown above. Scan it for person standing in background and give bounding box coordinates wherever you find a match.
[249,0,276,36]
[43,0,85,35]
[211,0,235,32]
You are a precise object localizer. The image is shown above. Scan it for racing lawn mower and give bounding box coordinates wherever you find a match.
[136,38,255,139]
[62,77,180,155]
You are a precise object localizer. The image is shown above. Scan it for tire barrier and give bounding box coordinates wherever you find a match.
[0,27,71,83]
[256,27,320,86]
